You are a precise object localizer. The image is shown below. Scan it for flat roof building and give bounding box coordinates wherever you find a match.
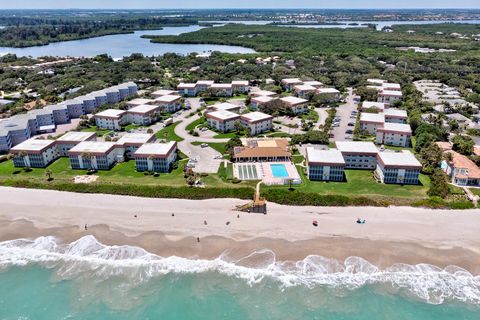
[375,151,422,184]
[376,123,412,147]
[11,138,59,168]
[361,101,386,112]
[249,90,277,97]
[68,141,123,170]
[306,147,345,181]
[251,95,276,109]
[153,95,183,113]
[126,98,156,109]
[205,110,241,133]
[335,141,379,169]
[240,111,274,135]
[56,131,97,156]
[280,96,309,114]
[94,109,127,131]
[134,141,177,172]
[116,133,156,158]
[360,113,385,135]
[383,108,408,124]
[127,104,161,126]
[151,89,178,98]
[208,102,241,113]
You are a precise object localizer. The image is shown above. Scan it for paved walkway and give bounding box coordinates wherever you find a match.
[330,88,357,141]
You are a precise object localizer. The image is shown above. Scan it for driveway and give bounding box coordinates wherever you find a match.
[173,98,226,173]
[330,88,358,141]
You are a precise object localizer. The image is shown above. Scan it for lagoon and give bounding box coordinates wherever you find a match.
[0,25,255,58]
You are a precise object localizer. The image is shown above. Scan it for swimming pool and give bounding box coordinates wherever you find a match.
[270,164,289,178]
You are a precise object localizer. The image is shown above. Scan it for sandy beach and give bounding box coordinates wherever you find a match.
[1,186,480,273]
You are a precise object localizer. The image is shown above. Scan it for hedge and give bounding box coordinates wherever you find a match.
[3,179,255,200]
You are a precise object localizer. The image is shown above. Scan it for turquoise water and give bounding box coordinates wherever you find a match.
[1,236,480,319]
[270,164,289,178]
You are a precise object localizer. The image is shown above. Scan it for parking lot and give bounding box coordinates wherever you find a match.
[330,88,358,141]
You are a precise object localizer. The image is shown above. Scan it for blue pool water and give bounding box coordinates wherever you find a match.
[271,164,289,178]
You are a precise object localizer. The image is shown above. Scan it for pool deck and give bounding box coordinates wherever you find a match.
[234,161,301,185]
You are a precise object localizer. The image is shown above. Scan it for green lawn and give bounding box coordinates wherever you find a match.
[213,132,238,139]
[80,126,112,137]
[155,122,184,142]
[266,167,430,200]
[191,141,227,155]
[0,157,249,189]
[469,188,480,196]
[123,124,146,132]
[265,132,291,138]
[185,116,206,131]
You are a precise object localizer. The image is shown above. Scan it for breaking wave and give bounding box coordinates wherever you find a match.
[1,235,479,305]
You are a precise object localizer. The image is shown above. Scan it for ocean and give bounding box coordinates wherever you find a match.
[1,236,479,319]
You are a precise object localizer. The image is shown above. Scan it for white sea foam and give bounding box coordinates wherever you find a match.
[1,235,479,305]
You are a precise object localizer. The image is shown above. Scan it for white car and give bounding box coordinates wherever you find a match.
[200,143,209,148]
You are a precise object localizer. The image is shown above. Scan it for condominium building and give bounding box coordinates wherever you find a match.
[375,151,422,185]
[11,138,59,168]
[90,91,108,107]
[376,123,412,147]
[151,89,178,98]
[68,141,123,170]
[115,133,156,159]
[359,113,385,135]
[378,90,403,105]
[153,95,183,113]
[302,80,323,88]
[281,78,303,91]
[44,104,70,124]
[315,88,341,101]
[94,109,127,131]
[231,80,250,93]
[280,96,309,114]
[134,141,177,172]
[335,141,379,169]
[360,101,386,113]
[79,95,98,113]
[294,85,317,99]
[64,100,85,119]
[383,108,408,124]
[195,80,215,93]
[177,83,197,96]
[251,95,276,109]
[240,112,273,135]
[249,90,277,97]
[205,110,240,132]
[0,117,32,150]
[55,131,97,156]
[207,102,241,114]
[104,87,122,104]
[209,83,233,97]
[306,147,345,181]
[26,109,55,133]
[126,98,156,109]
[126,104,161,126]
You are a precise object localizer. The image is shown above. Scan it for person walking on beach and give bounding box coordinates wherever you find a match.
[197,237,200,243]
[84,224,88,231]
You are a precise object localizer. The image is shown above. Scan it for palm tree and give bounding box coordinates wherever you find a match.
[45,169,53,181]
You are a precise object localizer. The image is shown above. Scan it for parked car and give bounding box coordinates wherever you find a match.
[200,143,209,148]
[346,129,353,134]
[348,122,355,126]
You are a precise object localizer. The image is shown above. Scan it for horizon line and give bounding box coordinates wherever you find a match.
[1,8,480,10]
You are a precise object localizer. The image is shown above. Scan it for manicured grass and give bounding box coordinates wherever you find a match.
[265,132,291,138]
[123,124,146,132]
[185,116,206,131]
[155,122,184,142]
[292,154,305,164]
[80,126,112,137]
[469,188,480,196]
[213,132,238,139]
[191,141,227,155]
[265,167,430,200]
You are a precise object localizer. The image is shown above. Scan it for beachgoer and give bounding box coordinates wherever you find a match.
[172,213,175,217]
[84,224,88,231]
[237,214,240,219]
[204,220,208,225]
[226,221,230,226]
[197,237,200,243]
[134,214,137,218]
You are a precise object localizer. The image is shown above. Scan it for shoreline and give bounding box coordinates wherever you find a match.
[1,187,480,273]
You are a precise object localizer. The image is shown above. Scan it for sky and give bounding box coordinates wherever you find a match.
[2,0,480,9]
